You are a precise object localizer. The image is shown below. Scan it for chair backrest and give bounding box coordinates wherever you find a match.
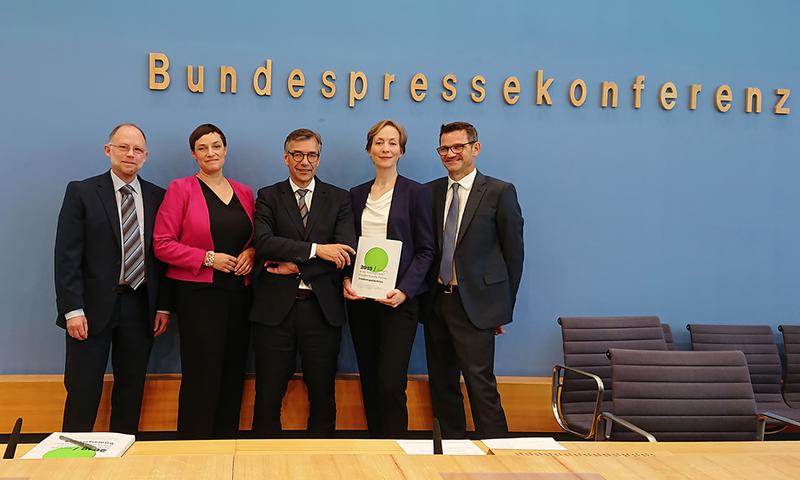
[661,324,675,350]
[688,324,784,406]
[558,316,667,417]
[609,348,759,441]
[779,325,800,407]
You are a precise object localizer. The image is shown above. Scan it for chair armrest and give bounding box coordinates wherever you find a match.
[596,412,657,442]
[551,364,605,439]
[758,411,800,428]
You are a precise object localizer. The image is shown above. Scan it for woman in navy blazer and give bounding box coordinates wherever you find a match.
[344,119,435,438]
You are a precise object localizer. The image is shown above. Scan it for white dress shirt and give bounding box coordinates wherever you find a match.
[288,177,317,290]
[441,168,477,286]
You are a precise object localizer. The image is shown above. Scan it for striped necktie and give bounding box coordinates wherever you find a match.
[120,184,145,289]
[296,188,309,227]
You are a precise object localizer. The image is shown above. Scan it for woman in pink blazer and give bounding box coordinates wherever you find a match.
[154,123,255,440]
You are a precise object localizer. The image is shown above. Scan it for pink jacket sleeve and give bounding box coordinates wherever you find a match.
[153,179,207,275]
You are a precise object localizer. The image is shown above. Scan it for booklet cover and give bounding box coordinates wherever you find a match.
[21,432,135,459]
[351,236,403,299]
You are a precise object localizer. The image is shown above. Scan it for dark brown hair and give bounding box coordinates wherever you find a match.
[189,123,227,151]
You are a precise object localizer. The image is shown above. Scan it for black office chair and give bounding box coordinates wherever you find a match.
[552,315,667,439]
[778,325,800,408]
[596,349,800,441]
[688,324,800,430]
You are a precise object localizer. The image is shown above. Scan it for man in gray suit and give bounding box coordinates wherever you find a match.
[424,121,524,438]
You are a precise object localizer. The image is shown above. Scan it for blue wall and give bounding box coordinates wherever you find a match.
[1,0,797,375]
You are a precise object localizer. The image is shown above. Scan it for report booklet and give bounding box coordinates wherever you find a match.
[351,236,402,299]
[22,432,135,459]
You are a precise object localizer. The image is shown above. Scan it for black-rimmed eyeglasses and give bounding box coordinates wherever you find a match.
[287,151,320,163]
[436,141,476,156]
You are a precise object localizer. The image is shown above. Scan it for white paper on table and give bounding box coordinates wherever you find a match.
[351,236,403,299]
[481,437,567,451]
[396,439,486,455]
[21,432,135,459]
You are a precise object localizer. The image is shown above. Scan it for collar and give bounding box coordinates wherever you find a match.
[289,176,315,194]
[447,168,476,192]
[110,170,141,194]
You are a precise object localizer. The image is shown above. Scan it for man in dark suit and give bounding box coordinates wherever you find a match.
[250,128,356,437]
[424,121,524,439]
[54,123,171,434]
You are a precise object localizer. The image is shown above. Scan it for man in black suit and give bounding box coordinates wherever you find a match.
[54,123,171,434]
[424,121,524,439]
[250,128,356,437]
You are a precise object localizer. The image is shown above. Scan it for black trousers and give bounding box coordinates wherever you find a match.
[252,295,341,438]
[348,298,419,438]
[424,288,508,438]
[63,286,152,434]
[175,283,251,439]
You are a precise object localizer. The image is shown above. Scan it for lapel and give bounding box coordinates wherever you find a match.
[351,180,371,235]
[305,177,327,241]
[96,171,122,252]
[433,177,447,248]
[386,175,406,239]
[456,171,487,247]
[279,180,306,238]
[139,177,157,259]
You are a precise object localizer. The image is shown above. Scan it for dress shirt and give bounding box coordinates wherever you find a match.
[288,177,317,290]
[361,188,393,239]
[441,168,477,286]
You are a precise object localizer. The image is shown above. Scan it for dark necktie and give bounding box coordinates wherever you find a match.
[439,183,460,285]
[120,185,145,289]
[297,188,309,227]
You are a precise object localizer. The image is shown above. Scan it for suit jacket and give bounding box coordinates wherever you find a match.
[349,175,435,299]
[153,175,255,284]
[250,177,356,327]
[54,171,171,335]
[426,170,524,329]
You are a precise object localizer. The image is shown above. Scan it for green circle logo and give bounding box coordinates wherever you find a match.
[43,447,97,458]
[363,247,389,272]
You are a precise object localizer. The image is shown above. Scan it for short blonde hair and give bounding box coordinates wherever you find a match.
[366,119,407,153]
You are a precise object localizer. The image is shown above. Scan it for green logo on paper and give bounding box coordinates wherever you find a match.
[43,447,97,458]
[363,247,389,272]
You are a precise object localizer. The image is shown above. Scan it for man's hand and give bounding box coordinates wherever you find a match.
[153,312,170,337]
[495,325,506,336]
[316,243,356,269]
[375,289,407,308]
[265,261,300,275]
[212,252,238,273]
[66,315,89,340]
[234,247,255,276]
[343,277,365,301]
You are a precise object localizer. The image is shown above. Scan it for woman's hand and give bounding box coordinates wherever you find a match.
[343,277,365,301]
[234,247,255,275]
[375,289,407,308]
[212,252,238,273]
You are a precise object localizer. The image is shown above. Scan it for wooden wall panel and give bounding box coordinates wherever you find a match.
[0,374,560,434]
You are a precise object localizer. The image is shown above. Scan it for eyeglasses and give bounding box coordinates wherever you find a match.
[287,151,320,163]
[108,143,147,156]
[436,141,476,156]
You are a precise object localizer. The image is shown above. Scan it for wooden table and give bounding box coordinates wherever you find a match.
[2,439,799,479]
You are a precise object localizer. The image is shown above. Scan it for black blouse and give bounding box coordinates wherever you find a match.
[199,179,252,290]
